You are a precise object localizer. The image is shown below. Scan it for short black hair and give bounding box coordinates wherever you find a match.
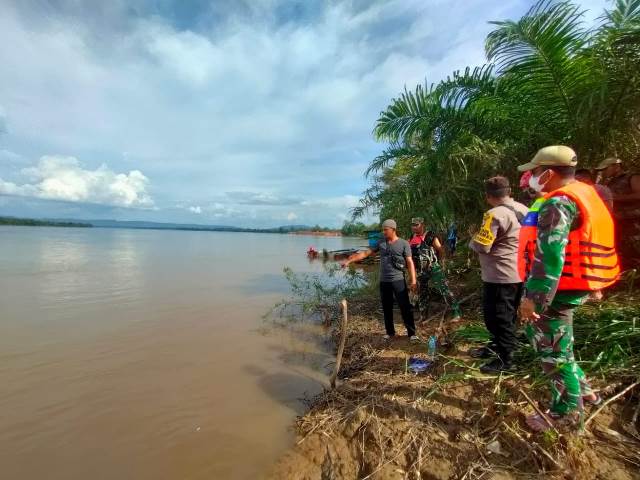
[548,165,576,178]
[484,176,511,198]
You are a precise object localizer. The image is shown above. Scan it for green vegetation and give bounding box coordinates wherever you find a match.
[450,289,640,382]
[0,216,91,228]
[340,221,380,237]
[308,224,337,233]
[353,0,640,231]
[268,264,370,326]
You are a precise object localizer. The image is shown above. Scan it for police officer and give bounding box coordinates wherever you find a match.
[469,176,528,373]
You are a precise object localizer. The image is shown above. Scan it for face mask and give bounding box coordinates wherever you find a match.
[529,170,551,193]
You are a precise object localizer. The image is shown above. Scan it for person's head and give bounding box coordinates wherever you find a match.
[518,171,543,200]
[517,145,577,193]
[575,168,594,185]
[381,219,397,240]
[484,176,511,207]
[595,157,623,180]
[410,217,425,235]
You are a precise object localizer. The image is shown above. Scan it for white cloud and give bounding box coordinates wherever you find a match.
[188,205,202,214]
[142,23,220,87]
[301,195,361,209]
[0,156,153,208]
[0,0,611,226]
[286,212,297,221]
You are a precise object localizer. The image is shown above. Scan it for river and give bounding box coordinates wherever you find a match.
[0,226,363,479]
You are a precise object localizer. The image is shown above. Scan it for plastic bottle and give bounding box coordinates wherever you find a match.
[427,335,437,361]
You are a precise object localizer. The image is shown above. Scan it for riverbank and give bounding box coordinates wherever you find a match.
[0,216,91,227]
[268,275,640,479]
[290,230,343,237]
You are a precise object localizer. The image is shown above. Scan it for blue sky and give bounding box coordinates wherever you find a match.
[0,0,609,227]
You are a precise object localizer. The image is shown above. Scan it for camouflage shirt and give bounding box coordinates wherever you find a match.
[525,194,589,309]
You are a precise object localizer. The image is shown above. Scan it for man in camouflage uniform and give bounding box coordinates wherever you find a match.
[409,218,461,322]
[518,146,602,432]
[596,157,640,268]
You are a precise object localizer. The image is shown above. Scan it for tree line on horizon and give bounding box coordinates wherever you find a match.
[353,0,640,232]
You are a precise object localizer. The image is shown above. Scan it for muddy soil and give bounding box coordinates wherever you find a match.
[268,306,640,480]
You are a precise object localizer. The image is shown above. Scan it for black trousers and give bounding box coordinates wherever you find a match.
[380,280,416,337]
[482,282,523,362]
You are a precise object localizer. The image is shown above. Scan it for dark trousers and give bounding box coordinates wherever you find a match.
[482,282,523,362]
[380,280,416,337]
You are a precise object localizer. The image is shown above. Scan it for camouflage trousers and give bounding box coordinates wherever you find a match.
[525,303,594,415]
[416,264,461,320]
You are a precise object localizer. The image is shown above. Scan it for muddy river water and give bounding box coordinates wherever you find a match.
[0,226,362,479]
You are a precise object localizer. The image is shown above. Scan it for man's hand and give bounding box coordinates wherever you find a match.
[409,280,417,292]
[519,298,540,324]
[589,290,603,301]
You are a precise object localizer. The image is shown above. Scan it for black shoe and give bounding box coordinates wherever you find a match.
[469,346,496,359]
[479,358,515,374]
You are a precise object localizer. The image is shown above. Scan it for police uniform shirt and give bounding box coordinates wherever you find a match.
[469,198,529,283]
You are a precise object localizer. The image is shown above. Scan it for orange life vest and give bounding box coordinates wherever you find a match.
[518,198,545,282]
[517,182,619,290]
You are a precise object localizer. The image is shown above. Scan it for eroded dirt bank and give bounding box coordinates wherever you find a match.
[268,300,640,480]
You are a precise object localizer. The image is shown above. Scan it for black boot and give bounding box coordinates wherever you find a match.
[469,345,497,359]
[480,357,515,374]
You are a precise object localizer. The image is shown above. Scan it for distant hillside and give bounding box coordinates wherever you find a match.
[0,216,338,233]
[84,219,316,233]
[0,216,91,228]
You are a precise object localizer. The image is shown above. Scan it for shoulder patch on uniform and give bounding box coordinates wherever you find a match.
[474,212,495,246]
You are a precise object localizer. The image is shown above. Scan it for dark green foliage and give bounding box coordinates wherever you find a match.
[0,217,91,228]
[340,221,380,237]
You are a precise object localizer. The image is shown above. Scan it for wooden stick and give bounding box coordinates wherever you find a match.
[519,388,558,434]
[585,381,640,427]
[329,299,349,389]
[503,422,563,469]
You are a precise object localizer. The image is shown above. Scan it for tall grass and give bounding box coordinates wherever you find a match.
[451,297,640,382]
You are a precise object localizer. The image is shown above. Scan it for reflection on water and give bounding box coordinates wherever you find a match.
[0,226,362,480]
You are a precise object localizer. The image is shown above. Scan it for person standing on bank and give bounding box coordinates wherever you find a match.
[595,157,640,268]
[517,146,619,432]
[469,177,529,373]
[409,218,462,323]
[342,219,419,342]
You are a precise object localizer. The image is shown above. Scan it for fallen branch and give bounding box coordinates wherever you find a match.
[519,389,559,435]
[503,422,563,470]
[585,381,640,427]
[330,299,349,389]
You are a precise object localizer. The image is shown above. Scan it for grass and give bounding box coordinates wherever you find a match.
[574,299,640,380]
[449,292,640,386]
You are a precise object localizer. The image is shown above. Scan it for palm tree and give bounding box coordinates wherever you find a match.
[355,0,640,230]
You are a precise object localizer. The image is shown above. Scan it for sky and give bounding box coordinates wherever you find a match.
[0,0,610,228]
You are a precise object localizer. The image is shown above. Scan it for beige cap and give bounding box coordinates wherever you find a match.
[517,145,578,172]
[381,219,397,230]
[411,217,424,225]
[595,157,622,170]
